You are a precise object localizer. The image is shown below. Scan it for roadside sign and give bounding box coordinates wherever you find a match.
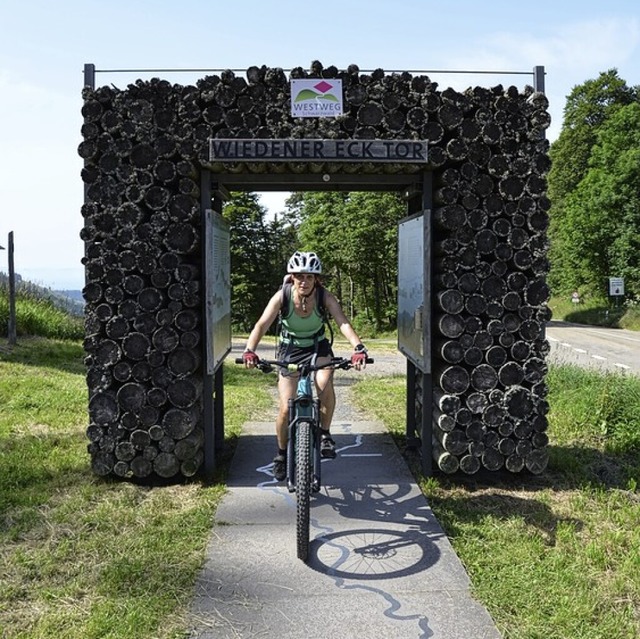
[608,277,624,296]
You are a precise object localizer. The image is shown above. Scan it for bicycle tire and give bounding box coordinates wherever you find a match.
[295,420,312,561]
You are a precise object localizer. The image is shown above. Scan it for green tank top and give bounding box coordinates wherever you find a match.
[281,294,326,348]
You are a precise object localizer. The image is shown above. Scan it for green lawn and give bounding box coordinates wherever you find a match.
[0,338,271,639]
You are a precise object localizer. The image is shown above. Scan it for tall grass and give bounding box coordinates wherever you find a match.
[549,295,640,331]
[0,283,83,340]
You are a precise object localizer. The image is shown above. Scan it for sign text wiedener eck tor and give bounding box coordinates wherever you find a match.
[209,139,429,163]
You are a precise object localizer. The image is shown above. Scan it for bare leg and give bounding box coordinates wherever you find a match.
[315,368,335,432]
[276,374,297,449]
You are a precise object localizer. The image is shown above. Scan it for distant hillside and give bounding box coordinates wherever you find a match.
[55,289,85,304]
[0,273,84,316]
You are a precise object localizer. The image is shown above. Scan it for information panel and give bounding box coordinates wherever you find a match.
[204,209,231,373]
[398,212,428,370]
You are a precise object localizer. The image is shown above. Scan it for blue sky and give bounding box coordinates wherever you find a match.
[1,0,639,290]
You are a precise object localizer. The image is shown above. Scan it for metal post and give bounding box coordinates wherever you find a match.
[211,180,229,458]
[214,366,225,453]
[83,63,96,90]
[405,359,418,447]
[421,171,433,477]
[7,232,16,346]
[404,189,420,451]
[200,169,216,479]
[533,66,545,94]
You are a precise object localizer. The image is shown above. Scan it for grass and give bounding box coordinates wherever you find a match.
[352,366,640,639]
[0,338,273,639]
[0,284,84,340]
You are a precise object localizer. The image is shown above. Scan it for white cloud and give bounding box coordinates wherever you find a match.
[436,16,640,142]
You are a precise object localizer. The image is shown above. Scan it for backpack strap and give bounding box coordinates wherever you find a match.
[280,281,292,318]
[315,284,334,346]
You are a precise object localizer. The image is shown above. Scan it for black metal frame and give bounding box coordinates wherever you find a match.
[200,169,434,478]
[403,173,433,477]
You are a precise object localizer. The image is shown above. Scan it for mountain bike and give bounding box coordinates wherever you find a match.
[236,352,373,561]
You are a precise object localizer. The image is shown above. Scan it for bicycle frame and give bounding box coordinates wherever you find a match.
[286,354,322,494]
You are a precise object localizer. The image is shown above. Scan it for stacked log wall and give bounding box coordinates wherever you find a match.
[79,61,551,479]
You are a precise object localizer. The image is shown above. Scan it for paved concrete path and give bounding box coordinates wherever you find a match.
[187,416,502,638]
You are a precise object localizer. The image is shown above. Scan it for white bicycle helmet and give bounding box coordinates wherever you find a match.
[287,251,322,274]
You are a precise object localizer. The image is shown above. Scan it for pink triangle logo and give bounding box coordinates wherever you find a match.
[314,81,333,93]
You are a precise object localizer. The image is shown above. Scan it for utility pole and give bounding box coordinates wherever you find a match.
[1,232,17,345]
[8,232,16,345]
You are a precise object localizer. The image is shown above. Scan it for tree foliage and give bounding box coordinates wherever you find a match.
[560,103,640,293]
[222,192,290,331]
[294,191,405,333]
[547,70,640,297]
[222,190,405,335]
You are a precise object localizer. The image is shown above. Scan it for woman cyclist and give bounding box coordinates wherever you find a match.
[242,251,368,481]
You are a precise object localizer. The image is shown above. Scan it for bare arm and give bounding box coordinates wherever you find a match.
[245,291,282,352]
[324,291,364,349]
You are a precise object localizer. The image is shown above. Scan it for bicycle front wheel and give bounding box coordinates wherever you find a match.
[295,420,313,561]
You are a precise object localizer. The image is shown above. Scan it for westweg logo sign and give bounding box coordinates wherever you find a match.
[290,79,343,118]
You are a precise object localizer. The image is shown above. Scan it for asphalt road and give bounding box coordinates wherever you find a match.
[545,320,640,375]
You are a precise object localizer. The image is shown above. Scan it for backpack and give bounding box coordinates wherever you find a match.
[277,281,334,347]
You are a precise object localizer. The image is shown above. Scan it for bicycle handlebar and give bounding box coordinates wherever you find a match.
[234,355,374,373]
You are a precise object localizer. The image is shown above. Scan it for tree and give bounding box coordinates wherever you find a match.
[547,70,640,295]
[293,191,405,332]
[561,102,640,295]
[223,192,282,330]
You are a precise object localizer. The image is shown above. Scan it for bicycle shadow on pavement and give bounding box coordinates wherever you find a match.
[303,430,448,581]
[308,483,445,581]
[219,426,452,584]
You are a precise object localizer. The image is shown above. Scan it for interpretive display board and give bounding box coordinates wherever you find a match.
[204,209,231,373]
[398,212,428,371]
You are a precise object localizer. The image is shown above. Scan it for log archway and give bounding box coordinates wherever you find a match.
[80,62,551,481]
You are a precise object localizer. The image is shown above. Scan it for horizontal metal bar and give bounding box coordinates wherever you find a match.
[91,67,536,77]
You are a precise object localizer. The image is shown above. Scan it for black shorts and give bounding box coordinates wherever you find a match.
[277,339,333,377]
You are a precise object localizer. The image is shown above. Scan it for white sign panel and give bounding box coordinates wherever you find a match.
[608,277,624,296]
[290,79,343,118]
[398,213,427,370]
[204,209,231,373]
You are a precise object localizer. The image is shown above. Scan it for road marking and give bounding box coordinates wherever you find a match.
[591,355,607,361]
[547,336,558,342]
[614,363,630,370]
[578,328,640,344]
[341,453,383,458]
[573,348,587,353]
[561,342,572,347]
